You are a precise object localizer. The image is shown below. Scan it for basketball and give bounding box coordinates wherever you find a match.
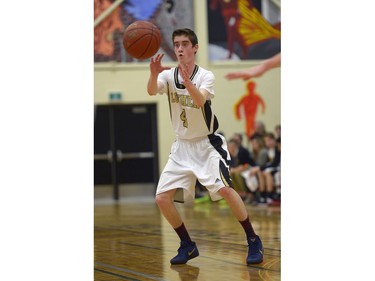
[123,21,162,60]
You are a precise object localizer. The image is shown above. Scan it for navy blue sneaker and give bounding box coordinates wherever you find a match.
[170,241,199,264]
[247,235,263,264]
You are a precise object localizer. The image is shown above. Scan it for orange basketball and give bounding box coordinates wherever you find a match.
[123,21,161,60]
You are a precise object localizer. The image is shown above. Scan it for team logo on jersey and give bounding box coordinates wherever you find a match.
[170,92,199,108]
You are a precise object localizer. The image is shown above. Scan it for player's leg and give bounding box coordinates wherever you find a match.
[155,189,199,264]
[218,186,248,220]
[203,133,263,264]
[155,189,182,228]
[218,186,263,264]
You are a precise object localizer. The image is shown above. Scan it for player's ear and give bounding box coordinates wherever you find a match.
[194,44,199,54]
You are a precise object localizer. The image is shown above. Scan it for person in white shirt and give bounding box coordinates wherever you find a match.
[147,28,263,265]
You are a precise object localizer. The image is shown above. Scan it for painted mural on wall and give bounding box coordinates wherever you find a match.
[234,81,265,139]
[207,0,280,61]
[94,0,194,63]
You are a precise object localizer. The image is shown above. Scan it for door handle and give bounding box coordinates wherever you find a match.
[116,150,123,162]
[107,151,113,162]
[94,151,113,162]
[116,150,154,162]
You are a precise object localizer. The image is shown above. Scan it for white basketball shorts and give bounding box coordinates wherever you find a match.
[156,133,232,203]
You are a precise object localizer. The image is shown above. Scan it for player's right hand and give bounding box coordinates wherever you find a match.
[150,54,171,75]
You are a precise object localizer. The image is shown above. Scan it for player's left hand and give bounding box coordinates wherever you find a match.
[178,64,190,85]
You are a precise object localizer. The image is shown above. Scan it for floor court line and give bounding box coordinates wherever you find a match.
[95,262,169,281]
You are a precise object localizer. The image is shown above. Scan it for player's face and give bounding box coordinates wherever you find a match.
[173,35,198,64]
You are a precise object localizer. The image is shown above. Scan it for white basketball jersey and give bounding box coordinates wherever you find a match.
[157,65,219,140]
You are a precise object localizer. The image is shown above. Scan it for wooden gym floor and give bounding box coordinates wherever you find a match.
[94,197,281,281]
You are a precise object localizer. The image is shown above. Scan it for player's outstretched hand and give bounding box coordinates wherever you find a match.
[150,54,171,75]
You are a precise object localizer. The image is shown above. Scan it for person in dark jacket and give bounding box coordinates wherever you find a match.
[259,132,281,204]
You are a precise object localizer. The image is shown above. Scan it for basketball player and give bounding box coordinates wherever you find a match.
[147,28,263,265]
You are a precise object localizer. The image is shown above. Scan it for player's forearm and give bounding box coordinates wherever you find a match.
[185,82,206,108]
[147,75,159,96]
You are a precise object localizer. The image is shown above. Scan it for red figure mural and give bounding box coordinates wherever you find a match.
[209,0,246,59]
[234,81,266,138]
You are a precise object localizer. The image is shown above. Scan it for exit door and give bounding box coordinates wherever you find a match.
[94,103,159,200]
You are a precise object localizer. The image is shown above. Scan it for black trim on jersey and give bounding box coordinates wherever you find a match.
[166,81,172,120]
[202,100,219,133]
[202,100,212,131]
[174,65,199,89]
[213,116,219,132]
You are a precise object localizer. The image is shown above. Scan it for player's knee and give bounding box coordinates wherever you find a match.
[155,192,171,207]
[218,186,232,198]
[155,194,164,206]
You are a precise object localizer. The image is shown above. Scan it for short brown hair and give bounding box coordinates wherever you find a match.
[172,28,198,46]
